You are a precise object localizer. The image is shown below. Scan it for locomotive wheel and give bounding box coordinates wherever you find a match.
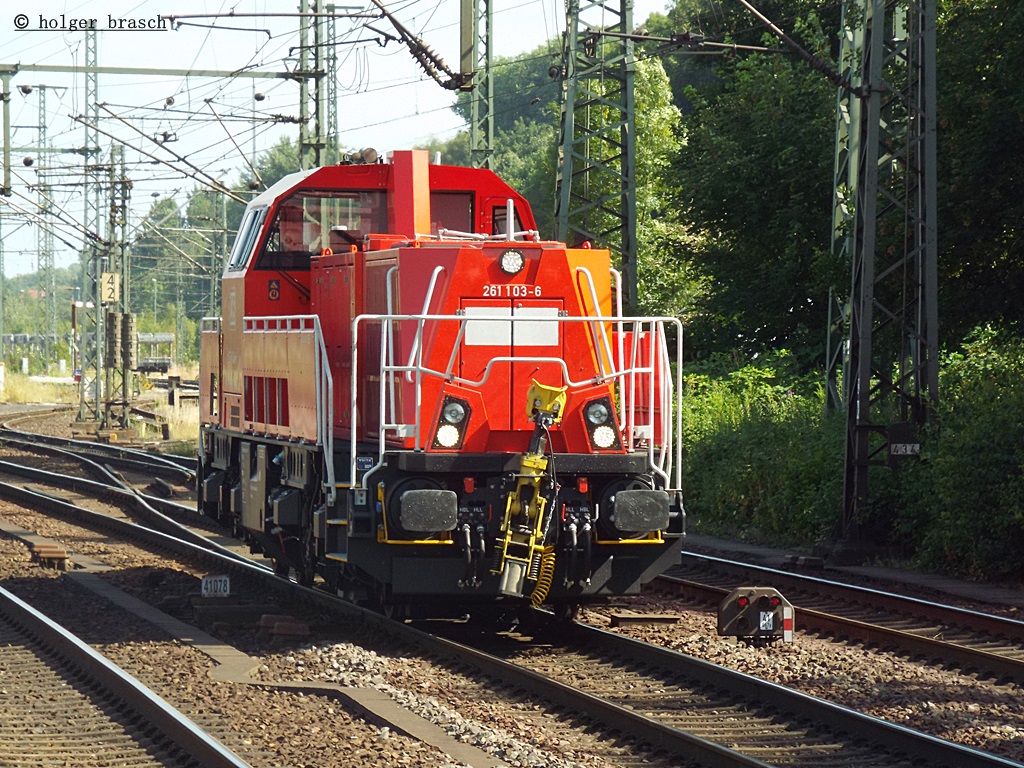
[554,603,580,623]
[297,530,317,587]
[373,582,409,620]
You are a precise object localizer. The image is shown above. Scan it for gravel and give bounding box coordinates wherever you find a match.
[0,504,664,768]
[2,407,1022,764]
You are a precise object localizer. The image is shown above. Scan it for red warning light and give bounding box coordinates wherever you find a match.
[737,596,749,608]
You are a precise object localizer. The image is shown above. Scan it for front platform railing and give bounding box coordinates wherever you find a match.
[350,312,683,494]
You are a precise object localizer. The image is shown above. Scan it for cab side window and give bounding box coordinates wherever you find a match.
[226,207,267,271]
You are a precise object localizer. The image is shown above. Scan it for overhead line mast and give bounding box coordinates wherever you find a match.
[557,0,937,559]
[463,0,494,169]
[690,0,938,554]
[832,0,938,555]
[555,0,637,311]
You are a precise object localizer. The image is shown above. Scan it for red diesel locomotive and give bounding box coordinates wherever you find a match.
[198,150,684,617]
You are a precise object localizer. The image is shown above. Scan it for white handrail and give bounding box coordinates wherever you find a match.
[241,315,335,505]
[572,266,615,382]
[350,311,683,491]
[404,266,447,383]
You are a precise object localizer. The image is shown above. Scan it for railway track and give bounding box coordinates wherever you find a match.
[2,421,1021,767]
[1,477,1014,767]
[0,410,195,483]
[659,552,1024,684]
[424,617,1020,768]
[0,423,261,569]
[0,585,249,768]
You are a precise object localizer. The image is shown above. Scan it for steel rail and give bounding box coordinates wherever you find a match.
[0,427,196,481]
[5,462,1017,768]
[559,622,1023,768]
[0,461,266,571]
[0,470,767,767]
[659,573,1024,685]
[0,586,252,768]
[676,552,1024,640]
[404,623,774,768]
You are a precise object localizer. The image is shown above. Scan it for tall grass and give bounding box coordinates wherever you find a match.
[681,329,1024,581]
[0,374,79,404]
[151,400,200,457]
[681,353,844,547]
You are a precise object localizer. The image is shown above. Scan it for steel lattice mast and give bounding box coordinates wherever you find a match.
[298,0,325,170]
[555,0,637,310]
[102,144,133,430]
[78,28,102,424]
[463,0,494,169]
[833,0,938,546]
[35,86,58,363]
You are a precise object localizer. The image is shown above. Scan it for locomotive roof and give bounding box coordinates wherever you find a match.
[247,167,319,209]
[244,152,526,212]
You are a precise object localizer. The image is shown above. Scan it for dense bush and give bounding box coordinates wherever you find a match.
[681,351,844,547]
[894,327,1024,580]
[681,329,1024,582]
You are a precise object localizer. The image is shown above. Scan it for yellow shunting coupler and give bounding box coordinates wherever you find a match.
[493,381,567,602]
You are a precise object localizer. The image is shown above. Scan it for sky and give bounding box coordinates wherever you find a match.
[0,0,668,277]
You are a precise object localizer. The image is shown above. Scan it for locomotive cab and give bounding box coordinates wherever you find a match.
[199,150,684,616]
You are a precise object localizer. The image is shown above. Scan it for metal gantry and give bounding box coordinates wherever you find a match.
[555,0,637,310]
[833,0,938,544]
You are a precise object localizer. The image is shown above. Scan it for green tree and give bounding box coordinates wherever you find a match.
[132,197,183,324]
[632,56,696,318]
[239,135,300,193]
[452,45,563,137]
[666,14,837,363]
[935,0,1024,340]
[895,327,1024,579]
[490,118,559,237]
[642,1,841,113]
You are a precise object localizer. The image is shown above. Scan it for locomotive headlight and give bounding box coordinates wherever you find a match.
[499,248,525,275]
[442,401,467,424]
[585,401,610,425]
[433,397,471,449]
[436,424,461,448]
[584,396,620,450]
[592,425,617,449]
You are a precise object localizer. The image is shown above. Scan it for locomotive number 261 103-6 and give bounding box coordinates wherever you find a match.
[483,284,542,298]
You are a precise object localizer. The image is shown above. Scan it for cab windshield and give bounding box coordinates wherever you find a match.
[255,189,388,271]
